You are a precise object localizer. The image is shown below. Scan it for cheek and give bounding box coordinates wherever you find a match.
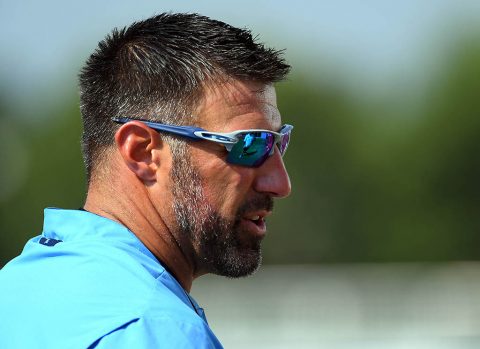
[202,163,254,216]
[190,145,256,215]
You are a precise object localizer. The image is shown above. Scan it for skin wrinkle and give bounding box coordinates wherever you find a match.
[109,201,173,268]
[197,82,280,131]
[88,169,192,283]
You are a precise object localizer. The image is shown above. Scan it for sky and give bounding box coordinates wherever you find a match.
[1,0,480,109]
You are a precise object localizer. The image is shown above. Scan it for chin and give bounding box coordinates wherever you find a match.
[211,245,263,279]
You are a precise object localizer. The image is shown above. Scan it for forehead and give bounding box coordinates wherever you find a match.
[196,80,281,131]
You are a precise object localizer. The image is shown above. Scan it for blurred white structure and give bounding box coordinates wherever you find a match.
[193,263,480,349]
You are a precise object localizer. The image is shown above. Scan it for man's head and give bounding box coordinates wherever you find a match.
[79,13,291,279]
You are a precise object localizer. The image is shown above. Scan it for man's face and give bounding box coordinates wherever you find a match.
[168,81,291,278]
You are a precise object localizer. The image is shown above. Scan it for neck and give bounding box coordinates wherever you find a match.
[84,180,196,292]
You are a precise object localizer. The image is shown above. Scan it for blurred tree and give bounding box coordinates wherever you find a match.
[1,34,479,267]
[0,100,85,265]
[265,37,480,263]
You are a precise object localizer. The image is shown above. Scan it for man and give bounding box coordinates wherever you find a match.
[0,13,292,348]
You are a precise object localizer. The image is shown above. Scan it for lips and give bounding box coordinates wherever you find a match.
[237,195,274,238]
[241,210,271,237]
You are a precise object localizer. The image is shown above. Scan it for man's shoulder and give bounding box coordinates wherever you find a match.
[0,236,214,348]
[2,235,158,299]
[2,234,191,310]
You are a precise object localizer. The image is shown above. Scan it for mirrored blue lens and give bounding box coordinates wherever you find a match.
[226,132,274,167]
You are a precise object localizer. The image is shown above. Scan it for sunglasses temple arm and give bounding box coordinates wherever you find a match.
[112,118,205,141]
[142,122,206,140]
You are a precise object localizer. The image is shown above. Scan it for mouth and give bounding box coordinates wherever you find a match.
[241,211,271,237]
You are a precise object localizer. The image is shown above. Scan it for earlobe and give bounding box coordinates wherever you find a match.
[114,121,162,182]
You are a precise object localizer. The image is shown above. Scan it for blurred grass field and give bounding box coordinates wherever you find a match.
[193,263,480,349]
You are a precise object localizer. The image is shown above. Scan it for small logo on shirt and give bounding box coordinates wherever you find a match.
[39,237,63,246]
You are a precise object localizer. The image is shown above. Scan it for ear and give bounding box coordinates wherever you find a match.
[114,121,163,182]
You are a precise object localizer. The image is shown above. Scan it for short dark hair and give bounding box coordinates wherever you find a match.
[79,12,290,181]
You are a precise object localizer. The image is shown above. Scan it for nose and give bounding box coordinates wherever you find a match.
[253,148,291,198]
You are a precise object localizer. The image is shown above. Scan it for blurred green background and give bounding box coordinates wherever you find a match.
[1,1,479,266]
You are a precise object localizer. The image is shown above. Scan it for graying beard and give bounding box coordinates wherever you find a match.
[168,141,261,277]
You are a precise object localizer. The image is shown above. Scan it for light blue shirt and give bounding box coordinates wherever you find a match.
[0,208,223,349]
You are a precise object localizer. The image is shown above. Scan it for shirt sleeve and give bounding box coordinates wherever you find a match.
[91,316,223,349]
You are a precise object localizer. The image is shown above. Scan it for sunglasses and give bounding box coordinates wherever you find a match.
[112,117,293,167]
